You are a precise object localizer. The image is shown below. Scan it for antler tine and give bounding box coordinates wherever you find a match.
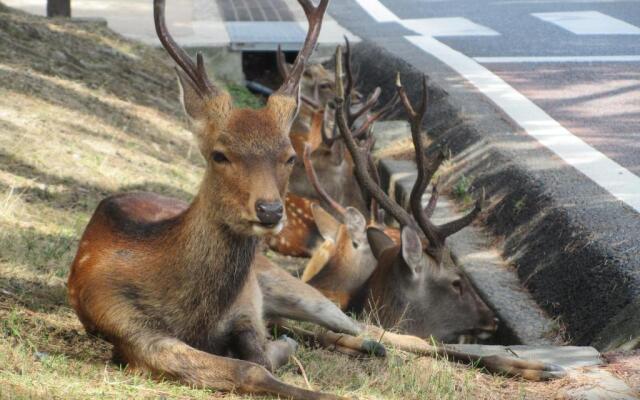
[365,137,382,224]
[437,188,484,238]
[302,143,347,217]
[276,45,290,80]
[275,0,329,98]
[321,103,337,146]
[154,0,214,98]
[344,36,355,112]
[423,176,440,218]
[335,46,415,229]
[350,87,382,124]
[351,95,396,140]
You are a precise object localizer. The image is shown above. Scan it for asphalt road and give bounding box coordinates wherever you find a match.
[331,0,640,211]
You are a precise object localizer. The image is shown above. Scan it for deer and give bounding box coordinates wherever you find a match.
[268,44,395,257]
[65,0,357,398]
[298,48,494,344]
[281,39,392,215]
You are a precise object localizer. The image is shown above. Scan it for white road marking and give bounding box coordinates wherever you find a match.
[351,0,640,212]
[353,0,399,22]
[400,17,500,37]
[475,55,640,63]
[406,35,640,212]
[532,11,640,35]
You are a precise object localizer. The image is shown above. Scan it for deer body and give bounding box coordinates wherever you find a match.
[67,1,348,398]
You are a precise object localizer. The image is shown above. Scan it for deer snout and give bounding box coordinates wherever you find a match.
[255,200,284,226]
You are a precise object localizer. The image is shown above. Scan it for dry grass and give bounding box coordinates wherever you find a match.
[0,3,586,399]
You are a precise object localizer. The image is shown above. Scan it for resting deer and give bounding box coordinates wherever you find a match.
[269,45,395,257]
[313,50,492,343]
[66,1,351,398]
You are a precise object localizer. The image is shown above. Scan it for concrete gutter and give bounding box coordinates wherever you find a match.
[350,39,640,351]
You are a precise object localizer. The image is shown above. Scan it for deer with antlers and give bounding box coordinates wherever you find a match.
[268,42,395,257]
[66,0,355,398]
[318,46,498,343]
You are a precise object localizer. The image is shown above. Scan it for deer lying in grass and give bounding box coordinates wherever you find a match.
[66,0,352,398]
[300,117,496,343]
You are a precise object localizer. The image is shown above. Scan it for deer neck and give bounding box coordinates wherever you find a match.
[167,188,258,323]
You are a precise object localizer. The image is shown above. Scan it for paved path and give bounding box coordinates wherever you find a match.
[3,0,359,48]
[331,0,640,214]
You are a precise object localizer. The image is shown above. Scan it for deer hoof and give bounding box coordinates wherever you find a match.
[361,340,386,357]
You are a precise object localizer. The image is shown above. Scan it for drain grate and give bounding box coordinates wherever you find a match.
[217,0,294,21]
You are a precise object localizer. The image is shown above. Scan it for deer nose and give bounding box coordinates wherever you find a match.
[255,200,283,225]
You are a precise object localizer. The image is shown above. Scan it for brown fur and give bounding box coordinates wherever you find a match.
[267,193,321,257]
[299,206,497,343]
[68,57,343,398]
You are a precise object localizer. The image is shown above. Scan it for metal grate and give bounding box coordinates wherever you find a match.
[217,0,294,21]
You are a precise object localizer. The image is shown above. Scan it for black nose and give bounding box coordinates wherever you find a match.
[255,200,283,225]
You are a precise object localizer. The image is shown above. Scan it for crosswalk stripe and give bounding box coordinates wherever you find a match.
[400,17,500,37]
[532,11,640,35]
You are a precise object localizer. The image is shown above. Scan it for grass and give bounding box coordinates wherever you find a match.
[0,4,571,400]
[452,174,474,208]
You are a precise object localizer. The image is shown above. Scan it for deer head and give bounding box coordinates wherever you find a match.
[333,48,498,342]
[155,0,328,236]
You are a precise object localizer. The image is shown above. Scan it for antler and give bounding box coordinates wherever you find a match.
[334,46,416,229]
[275,0,330,100]
[154,0,217,98]
[276,45,323,109]
[396,74,484,258]
[303,143,348,217]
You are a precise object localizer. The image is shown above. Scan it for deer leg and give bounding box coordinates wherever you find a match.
[362,325,566,381]
[256,257,362,335]
[275,323,385,358]
[119,333,344,400]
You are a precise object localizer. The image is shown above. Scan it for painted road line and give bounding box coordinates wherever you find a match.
[474,55,640,63]
[532,11,640,35]
[400,17,500,37]
[354,0,640,211]
[353,0,399,22]
[406,35,640,212]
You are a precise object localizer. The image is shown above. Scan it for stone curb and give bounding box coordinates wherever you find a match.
[350,39,640,352]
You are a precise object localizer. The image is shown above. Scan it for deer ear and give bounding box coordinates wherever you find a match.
[176,69,207,121]
[311,204,340,242]
[401,226,423,276]
[344,207,366,238]
[367,226,395,260]
[267,94,299,133]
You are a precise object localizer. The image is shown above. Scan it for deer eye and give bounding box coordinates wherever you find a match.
[211,151,229,164]
[286,155,297,166]
[451,279,463,294]
[319,82,332,90]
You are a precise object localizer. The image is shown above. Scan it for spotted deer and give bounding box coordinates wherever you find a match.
[269,45,395,257]
[281,39,392,215]
[65,0,352,398]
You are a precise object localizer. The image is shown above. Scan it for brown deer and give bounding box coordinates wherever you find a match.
[304,48,493,344]
[281,40,392,215]
[66,0,351,398]
[269,45,395,257]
